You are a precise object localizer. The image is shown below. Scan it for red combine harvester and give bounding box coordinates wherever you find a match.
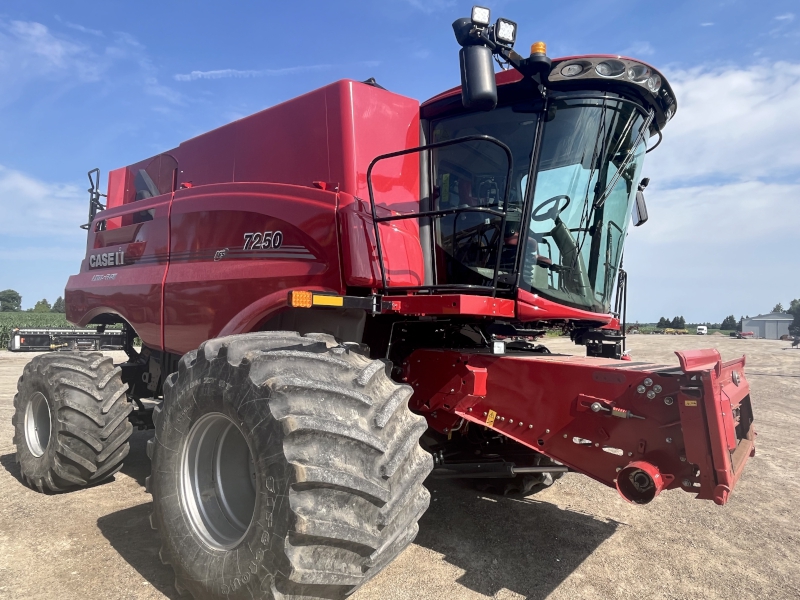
[12,6,755,599]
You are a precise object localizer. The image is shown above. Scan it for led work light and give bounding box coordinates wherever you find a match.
[471,6,490,26]
[495,18,517,44]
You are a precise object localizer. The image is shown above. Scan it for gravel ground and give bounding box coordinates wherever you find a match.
[0,335,798,600]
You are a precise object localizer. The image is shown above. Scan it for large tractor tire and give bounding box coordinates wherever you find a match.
[12,352,133,492]
[147,332,432,599]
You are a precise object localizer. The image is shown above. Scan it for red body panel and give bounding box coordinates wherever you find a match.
[66,80,423,353]
[66,192,171,349]
[516,288,614,325]
[163,183,342,354]
[404,348,755,505]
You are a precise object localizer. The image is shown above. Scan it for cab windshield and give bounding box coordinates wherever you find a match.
[522,96,648,312]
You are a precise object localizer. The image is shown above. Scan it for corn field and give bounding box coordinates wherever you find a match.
[0,313,80,349]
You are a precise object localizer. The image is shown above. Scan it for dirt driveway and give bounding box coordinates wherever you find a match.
[1,336,798,599]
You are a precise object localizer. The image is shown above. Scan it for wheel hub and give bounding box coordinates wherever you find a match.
[24,391,51,458]
[181,413,257,550]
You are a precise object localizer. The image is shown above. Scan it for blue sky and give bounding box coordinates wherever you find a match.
[1,0,799,322]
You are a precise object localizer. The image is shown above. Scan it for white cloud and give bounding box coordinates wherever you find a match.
[648,62,800,185]
[174,61,381,82]
[626,61,800,320]
[635,181,800,244]
[174,64,333,81]
[0,19,102,87]
[701,22,714,27]
[775,13,795,22]
[0,20,182,109]
[54,16,105,37]
[0,165,87,237]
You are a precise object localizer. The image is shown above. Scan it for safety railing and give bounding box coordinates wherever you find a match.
[366,134,514,297]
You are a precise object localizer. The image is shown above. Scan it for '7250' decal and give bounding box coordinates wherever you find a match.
[243,231,283,250]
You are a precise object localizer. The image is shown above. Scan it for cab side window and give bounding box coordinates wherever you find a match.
[131,154,178,223]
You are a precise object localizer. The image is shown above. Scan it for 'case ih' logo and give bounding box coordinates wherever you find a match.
[90,251,124,268]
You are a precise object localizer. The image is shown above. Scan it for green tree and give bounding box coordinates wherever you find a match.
[0,289,22,312]
[788,299,800,335]
[657,317,668,328]
[51,296,66,313]
[33,299,52,312]
[721,315,737,330]
[670,316,685,329]
[772,303,784,313]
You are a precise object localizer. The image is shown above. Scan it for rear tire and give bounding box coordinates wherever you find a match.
[147,332,432,599]
[12,352,133,492]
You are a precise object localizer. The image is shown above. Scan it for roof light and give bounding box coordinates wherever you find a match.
[495,18,517,44]
[627,64,651,82]
[646,74,662,93]
[595,60,625,78]
[471,6,491,26]
[561,63,584,77]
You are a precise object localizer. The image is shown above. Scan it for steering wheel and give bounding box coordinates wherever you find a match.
[531,194,571,222]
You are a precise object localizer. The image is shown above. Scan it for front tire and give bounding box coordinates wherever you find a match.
[12,352,133,492]
[147,332,432,599]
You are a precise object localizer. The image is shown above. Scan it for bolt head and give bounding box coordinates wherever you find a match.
[483,412,488,416]
[664,396,674,406]
[443,428,448,433]
[545,429,550,433]
[499,416,505,421]
[616,467,622,472]
[594,443,599,447]
[682,479,692,487]
[646,390,656,400]
[643,378,653,387]
[636,385,646,394]
[563,433,568,438]
[653,384,662,393]
[529,424,533,429]
[680,456,686,462]
[468,407,473,412]
[627,452,633,457]
[509,419,515,425]
[666,437,673,443]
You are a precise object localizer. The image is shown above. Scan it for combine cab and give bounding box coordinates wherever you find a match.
[10,6,755,600]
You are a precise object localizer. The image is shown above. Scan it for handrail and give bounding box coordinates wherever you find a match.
[366,134,514,296]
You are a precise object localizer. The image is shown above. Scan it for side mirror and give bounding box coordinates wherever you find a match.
[453,17,497,111]
[459,46,498,110]
[632,178,649,227]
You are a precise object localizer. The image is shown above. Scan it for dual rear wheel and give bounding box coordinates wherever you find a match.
[146,332,433,599]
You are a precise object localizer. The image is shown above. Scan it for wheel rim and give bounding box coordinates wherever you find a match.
[181,413,257,550]
[24,391,51,458]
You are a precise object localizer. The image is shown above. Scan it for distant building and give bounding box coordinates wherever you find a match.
[741,313,793,339]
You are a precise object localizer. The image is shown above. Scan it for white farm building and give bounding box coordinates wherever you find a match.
[741,313,793,339]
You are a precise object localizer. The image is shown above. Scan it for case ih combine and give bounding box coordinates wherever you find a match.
[12,6,755,599]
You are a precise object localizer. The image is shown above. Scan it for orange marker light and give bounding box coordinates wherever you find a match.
[289,290,313,308]
[530,41,547,55]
